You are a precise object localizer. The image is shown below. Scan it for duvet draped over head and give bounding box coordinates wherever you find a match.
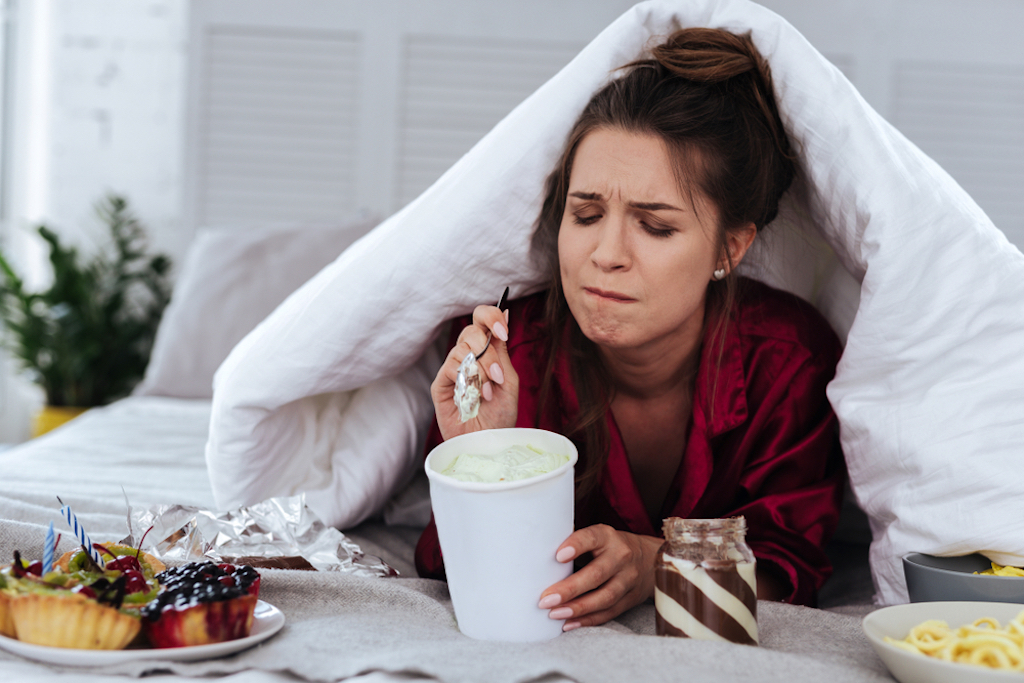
[204,0,1024,605]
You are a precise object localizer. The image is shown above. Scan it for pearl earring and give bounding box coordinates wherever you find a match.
[713,268,726,280]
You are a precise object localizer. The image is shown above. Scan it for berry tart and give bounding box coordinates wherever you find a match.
[142,562,261,648]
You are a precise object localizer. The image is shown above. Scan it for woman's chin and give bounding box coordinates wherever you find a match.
[578,318,633,349]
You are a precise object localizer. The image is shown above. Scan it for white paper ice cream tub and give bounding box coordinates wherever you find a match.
[425,428,578,642]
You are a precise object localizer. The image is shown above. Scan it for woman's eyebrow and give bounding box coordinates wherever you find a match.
[629,201,684,212]
[568,192,683,212]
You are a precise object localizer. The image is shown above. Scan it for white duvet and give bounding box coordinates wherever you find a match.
[206,0,1024,604]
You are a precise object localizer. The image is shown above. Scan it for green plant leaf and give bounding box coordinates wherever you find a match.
[0,194,173,406]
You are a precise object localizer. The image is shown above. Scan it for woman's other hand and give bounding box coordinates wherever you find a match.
[537,525,661,630]
[431,304,519,441]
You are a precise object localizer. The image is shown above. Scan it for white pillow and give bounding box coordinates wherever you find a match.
[206,0,1024,606]
[137,218,378,399]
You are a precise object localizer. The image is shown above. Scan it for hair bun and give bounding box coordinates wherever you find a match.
[650,27,762,83]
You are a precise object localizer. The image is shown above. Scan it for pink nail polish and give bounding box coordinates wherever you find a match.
[549,607,573,620]
[556,547,575,563]
[493,322,508,342]
[538,594,561,609]
[563,621,581,632]
[482,382,493,401]
[489,363,504,385]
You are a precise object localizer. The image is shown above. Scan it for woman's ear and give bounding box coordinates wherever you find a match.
[718,222,757,275]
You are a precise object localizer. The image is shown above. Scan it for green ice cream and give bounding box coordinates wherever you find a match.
[440,444,569,483]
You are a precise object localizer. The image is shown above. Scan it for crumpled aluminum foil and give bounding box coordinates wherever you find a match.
[119,494,396,577]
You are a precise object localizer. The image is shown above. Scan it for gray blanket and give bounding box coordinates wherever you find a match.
[0,398,891,682]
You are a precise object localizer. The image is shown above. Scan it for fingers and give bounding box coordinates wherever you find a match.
[446,304,508,377]
[468,305,510,386]
[428,302,519,440]
[431,315,499,395]
[555,525,612,561]
[545,526,639,605]
[538,527,660,630]
[472,304,508,346]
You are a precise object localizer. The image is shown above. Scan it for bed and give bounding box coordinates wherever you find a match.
[0,396,884,683]
[3,0,1023,680]
[0,204,881,681]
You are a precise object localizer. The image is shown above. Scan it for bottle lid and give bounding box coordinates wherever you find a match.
[662,516,747,539]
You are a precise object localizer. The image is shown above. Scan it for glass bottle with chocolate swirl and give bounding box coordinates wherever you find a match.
[654,516,758,645]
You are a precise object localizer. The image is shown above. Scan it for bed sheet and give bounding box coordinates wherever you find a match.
[0,398,414,683]
[0,397,887,682]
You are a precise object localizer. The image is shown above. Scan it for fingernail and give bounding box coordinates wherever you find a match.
[563,621,581,632]
[556,547,575,563]
[482,382,493,401]
[538,594,561,610]
[489,363,504,385]
[505,310,509,324]
[549,607,573,620]
[493,322,508,342]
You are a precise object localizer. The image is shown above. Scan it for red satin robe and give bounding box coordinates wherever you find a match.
[415,278,845,606]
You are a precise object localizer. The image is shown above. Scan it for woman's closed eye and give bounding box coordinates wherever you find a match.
[573,213,602,226]
[640,220,674,238]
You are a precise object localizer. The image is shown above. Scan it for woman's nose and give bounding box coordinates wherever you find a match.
[590,217,631,271]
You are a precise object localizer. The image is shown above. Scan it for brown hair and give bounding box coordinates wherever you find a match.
[531,28,797,501]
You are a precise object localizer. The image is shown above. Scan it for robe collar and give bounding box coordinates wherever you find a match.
[601,302,750,536]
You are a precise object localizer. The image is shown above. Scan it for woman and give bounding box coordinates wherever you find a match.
[417,28,845,630]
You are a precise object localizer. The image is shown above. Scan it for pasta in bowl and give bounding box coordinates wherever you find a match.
[863,601,1024,682]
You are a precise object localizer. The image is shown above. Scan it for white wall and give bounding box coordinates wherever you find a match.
[759,0,1024,249]
[42,0,188,261]
[0,0,188,442]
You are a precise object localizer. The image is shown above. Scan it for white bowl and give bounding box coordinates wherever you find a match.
[862,601,1024,683]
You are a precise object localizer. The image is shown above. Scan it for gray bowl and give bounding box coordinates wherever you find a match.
[903,553,1024,603]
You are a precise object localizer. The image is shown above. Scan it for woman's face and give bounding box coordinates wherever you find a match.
[558,127,729,354]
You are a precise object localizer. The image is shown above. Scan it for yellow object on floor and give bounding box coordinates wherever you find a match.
[32,406,88,438]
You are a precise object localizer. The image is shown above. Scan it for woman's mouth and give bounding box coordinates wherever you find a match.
[584,287,636,303]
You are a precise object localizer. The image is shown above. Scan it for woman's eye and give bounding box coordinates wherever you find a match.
[573,214,601,226]
[641,221,674,238]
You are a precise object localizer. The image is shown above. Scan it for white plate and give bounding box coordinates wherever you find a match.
[0,599,284,666]
[862,601,1024,683]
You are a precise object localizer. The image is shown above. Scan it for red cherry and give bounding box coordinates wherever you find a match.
[73,584,97,599]
[217,563,235,573]
[107,555,142,573]
[218,575,236,587]
[26,561,43,576]
[123,569,149,594]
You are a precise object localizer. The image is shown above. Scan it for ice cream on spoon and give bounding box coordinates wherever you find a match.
[454,287,509,422]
